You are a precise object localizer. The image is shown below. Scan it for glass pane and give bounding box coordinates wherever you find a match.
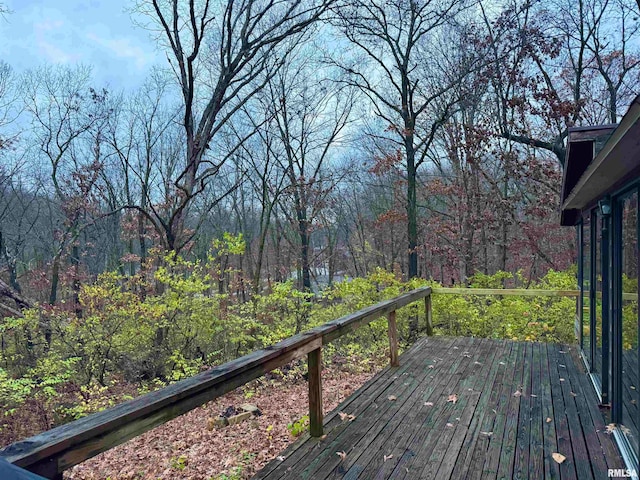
[583,215,591,363]
[595,210,602,379]
[621,192,639,456]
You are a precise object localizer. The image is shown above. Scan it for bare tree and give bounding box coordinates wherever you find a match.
[21,65,110,334]
[482,0,640,165]
[265,51,354,292]
[131,0,336,254]
[104,72,180,273]
[334,0,475,289]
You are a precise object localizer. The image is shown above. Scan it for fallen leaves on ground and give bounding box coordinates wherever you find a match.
[67,365,378,480]
[424,401,434,407]
[338,412,356,422]
[480,431,493,436]
[447,394,458,404]
[552,453,566,464]
[388,395,397,401]
[605,423,617,434]
[513,390,522,398]
[546,417,552,423]
[383,454,393,462]
[336,451,347,461]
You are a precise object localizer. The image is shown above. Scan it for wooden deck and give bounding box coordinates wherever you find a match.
[254,336,625,480]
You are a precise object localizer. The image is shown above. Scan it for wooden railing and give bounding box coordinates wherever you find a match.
[0,286,433,479]
[432,287,637,301]
[432,287,580,297]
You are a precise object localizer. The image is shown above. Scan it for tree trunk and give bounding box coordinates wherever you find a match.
[406,148,418,280]
[405,133,419,341]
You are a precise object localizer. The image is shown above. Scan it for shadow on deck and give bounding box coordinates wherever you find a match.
[254,336,624,480]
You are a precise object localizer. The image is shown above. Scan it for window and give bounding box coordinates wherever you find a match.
[583,214,591,366]
[619,191,639,457]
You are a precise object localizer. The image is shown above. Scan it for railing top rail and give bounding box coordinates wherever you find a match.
[0,286,431,474]
[431,288,580,297]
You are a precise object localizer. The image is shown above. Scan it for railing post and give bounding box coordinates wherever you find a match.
[387,310,399,367]
[425,294,433,336]
[308,347,323,437]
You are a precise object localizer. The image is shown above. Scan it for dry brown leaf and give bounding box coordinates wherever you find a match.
[383,454,393,462]
[620,425,631,435]
[448,394,458,404]
[446,422,454,427]
[552,453,566,464]
[336,451,347,461]
[605,423,616,434]
[388,395,397,401]
[546,417,552,423]
[424,402,434,406]
[338,411,355,421]
[320,434,327,441]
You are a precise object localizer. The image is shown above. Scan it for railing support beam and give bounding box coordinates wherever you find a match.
[425,295,433,336]
[308,347,323,437]
[387,310,399,367]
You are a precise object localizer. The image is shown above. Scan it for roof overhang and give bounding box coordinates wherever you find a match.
[560,96,640,226]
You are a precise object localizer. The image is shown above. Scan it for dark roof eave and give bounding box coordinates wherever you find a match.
[562,96,640,211]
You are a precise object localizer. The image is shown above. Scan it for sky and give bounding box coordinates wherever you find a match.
[0,0,161,90]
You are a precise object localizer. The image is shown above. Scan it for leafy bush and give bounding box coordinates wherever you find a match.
[287,415,309,437]
[430,269,577,343]
[0,245,579,441]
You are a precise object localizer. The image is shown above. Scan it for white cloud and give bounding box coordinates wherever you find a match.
[86,32,152,71]
[36,40,80,64]
[33,15,81,64]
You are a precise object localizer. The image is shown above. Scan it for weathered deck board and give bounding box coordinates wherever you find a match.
[253,337,625,480]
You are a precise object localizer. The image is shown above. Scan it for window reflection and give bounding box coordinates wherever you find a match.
[595,209,602,379]
[621,192,639,456]
[583,215,591,365]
